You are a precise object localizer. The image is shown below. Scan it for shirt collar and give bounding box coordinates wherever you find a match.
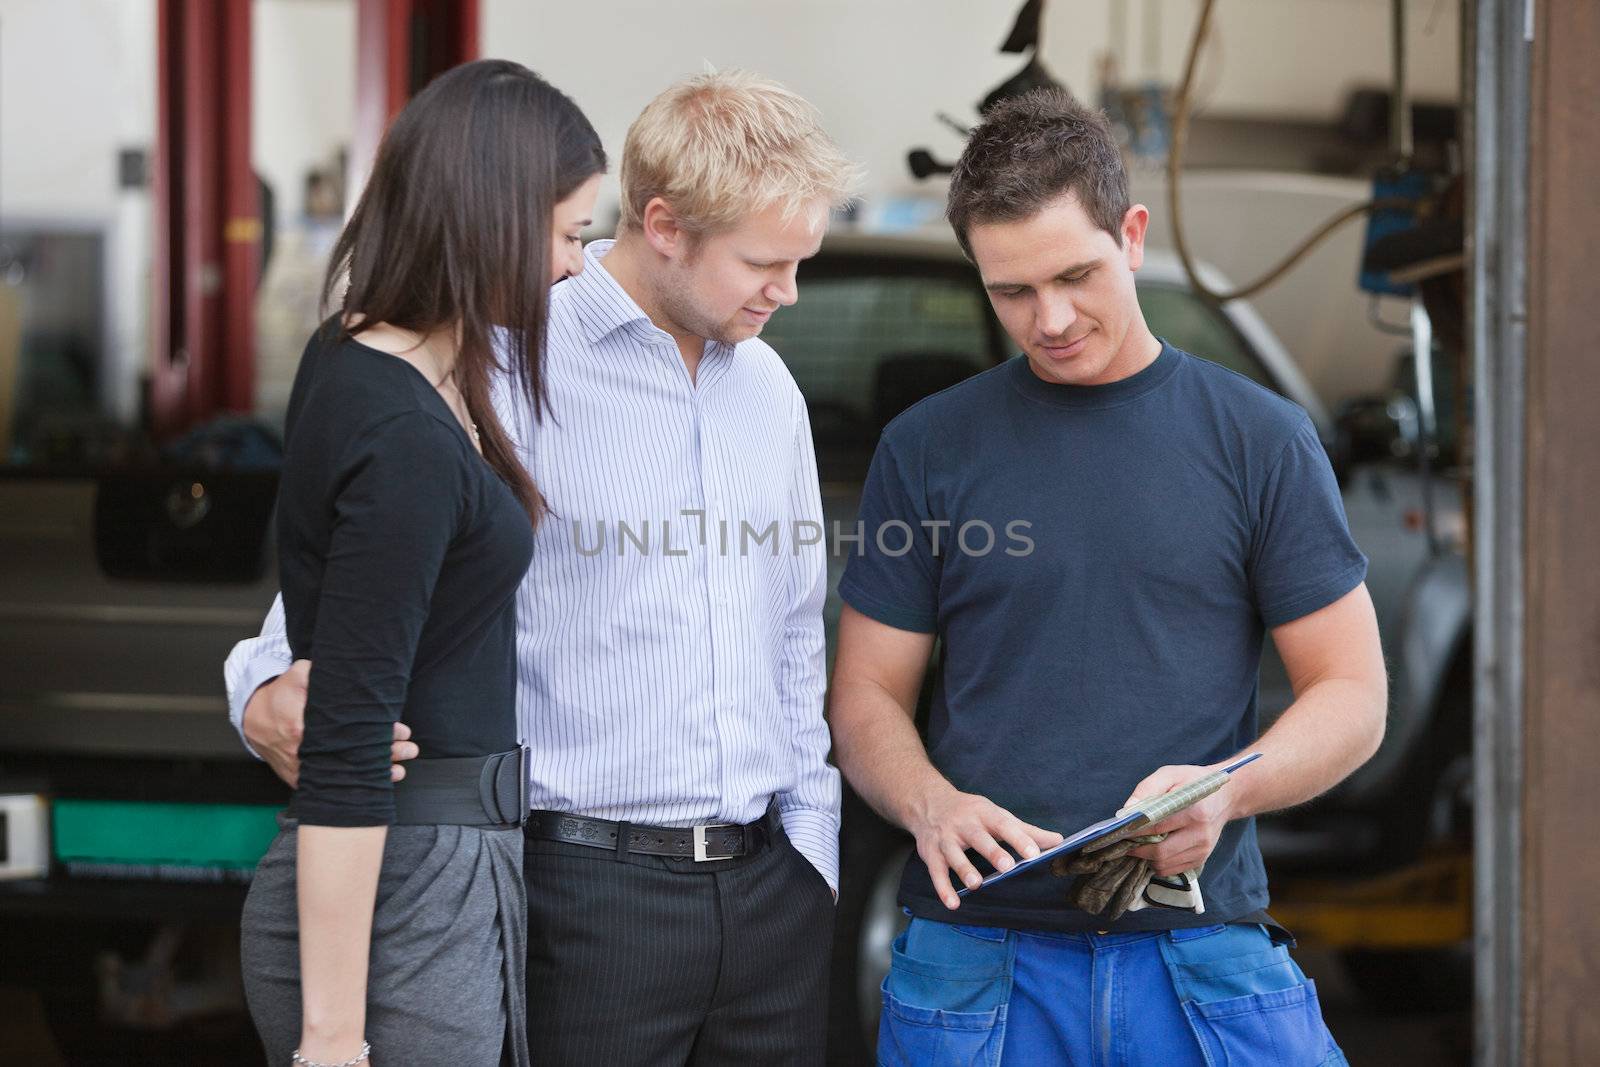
[564,239,656,344]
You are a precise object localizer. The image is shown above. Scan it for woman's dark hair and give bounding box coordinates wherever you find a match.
[323,59,606,523]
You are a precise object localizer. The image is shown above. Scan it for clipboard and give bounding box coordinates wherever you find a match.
[957,752,1263,896]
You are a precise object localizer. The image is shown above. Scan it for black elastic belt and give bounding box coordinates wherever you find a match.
[391,748,527,829]
[524,804,779,861]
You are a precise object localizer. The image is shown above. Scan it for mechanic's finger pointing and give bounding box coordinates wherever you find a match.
[997,815,1060,858]
[943,840,984,894]
[919,846,960,910]
[967,829,1016,874]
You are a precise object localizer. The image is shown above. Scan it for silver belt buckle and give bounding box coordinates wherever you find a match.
[692,823,739,862]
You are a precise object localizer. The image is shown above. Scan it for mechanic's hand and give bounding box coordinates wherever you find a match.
[241,660,418,788]
[908,785,1064,910]
[1123,764,1236,877]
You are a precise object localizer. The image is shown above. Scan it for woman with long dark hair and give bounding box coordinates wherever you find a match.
[239,60,604,1067]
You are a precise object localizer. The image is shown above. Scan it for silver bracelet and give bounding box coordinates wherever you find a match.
[290,1041,370,1067]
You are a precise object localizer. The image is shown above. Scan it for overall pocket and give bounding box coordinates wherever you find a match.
[1159,924,1347,1067]
[878,918,1015,1067]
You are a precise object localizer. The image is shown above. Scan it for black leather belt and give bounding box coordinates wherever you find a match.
[524,804,779,861]
[391,748,527,829]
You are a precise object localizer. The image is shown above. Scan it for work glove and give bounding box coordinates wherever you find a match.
[1051,820,1206,921]
[1048,765,1241,921]
[1049,764,1248,921]
[1053,835,1156,917]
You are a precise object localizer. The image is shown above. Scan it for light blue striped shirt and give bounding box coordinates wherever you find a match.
[225,239,840,888]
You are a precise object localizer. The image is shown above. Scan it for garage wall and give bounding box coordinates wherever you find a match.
[1131,171,1404,407]
[0,0,156,221]
[484,0,1459,212]
[0,0,1457,412]
[481,0,1026,220]
[1042,0,1460,121]
[483,0,1455,406]
[0,0,354,230]
[1052,0,1460,405]
[0,0,1459,224]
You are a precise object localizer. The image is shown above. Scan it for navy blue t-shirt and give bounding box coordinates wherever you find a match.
[838,343,1367,932]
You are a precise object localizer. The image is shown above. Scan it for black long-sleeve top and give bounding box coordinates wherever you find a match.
[277,325,534,827]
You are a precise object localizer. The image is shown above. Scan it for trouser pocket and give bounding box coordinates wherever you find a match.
[1159,923,1347,1067]
[878,918,1014,1067]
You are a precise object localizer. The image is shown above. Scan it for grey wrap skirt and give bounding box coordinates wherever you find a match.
[241,815,528,1066]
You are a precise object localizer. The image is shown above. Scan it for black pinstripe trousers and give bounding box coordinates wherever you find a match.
[522,819,834,1065]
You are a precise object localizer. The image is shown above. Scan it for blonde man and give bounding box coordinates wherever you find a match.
[227,70,860,1064]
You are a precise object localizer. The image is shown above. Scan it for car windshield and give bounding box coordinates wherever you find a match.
[762,258,1000,485]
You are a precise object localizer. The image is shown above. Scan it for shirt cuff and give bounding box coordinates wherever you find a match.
[228,653,291,761]
[780,805,840,896]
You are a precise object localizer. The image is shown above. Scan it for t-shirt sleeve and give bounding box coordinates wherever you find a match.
[837,420,941,634]
[293,412,468,826]
[1248,415,1369,628]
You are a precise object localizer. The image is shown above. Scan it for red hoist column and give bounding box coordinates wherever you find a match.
[150,0,256,438]
[349,0,480,209]
[150,0,475,437]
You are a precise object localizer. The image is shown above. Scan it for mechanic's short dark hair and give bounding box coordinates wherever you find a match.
[946,88,1129,257]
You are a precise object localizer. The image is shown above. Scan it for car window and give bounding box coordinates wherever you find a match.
[763,265,995,482]
[1138,285,1278,394]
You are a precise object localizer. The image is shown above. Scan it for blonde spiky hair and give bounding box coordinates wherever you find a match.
[619,68,863,235]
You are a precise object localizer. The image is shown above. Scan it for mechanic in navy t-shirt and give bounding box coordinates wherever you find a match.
[830,89,1387,1067]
